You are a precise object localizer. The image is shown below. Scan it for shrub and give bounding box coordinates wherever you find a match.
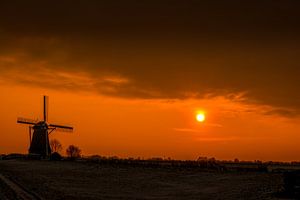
[66,145,81,160]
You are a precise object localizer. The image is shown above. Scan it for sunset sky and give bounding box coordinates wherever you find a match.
[1,1,300,161]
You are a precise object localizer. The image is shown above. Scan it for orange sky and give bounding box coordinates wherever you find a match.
[1,1,300,162]
[1,82,300,162]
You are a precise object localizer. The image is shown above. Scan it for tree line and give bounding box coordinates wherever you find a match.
[50,139,81,159]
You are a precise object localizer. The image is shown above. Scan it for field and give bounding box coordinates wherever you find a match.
[0,159,286,200]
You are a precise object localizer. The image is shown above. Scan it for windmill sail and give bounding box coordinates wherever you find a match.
[17,117,38,125]
[44,95,49,122]
[53,127,73,132]
[49,124,74,132]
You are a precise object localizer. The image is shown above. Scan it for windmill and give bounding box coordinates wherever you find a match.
[17,96,73,157]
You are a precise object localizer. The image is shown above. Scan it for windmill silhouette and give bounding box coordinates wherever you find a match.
[17,96,73,157]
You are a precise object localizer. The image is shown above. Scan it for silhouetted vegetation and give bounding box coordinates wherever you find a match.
[72,155,299,174]
[50,152,62,161]
[50,139,63,153]
[1,152,300,174]
[66,145,81,160]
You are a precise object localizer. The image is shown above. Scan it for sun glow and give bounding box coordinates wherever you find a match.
[196,112,206,122]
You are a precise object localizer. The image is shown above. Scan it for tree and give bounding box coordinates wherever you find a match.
[50,139,63,153]
[66,145,81,159]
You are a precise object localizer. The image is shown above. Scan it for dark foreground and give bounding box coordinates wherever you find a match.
[0,160,285,200]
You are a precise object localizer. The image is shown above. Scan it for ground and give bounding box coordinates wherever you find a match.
[0,160,285,200]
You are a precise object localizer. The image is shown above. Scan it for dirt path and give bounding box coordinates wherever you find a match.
[0,174,42,200]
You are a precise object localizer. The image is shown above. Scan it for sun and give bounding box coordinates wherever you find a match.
[196,113,206,122]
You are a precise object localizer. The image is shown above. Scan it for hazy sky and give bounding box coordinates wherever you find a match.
[1,1,300,161]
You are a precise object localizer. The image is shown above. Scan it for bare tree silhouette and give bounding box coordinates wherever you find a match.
[66,145,81,159]
[50,139,63,153]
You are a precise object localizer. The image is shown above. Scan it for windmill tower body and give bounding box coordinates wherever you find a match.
[29,122,51,157]
[17,96,73,157]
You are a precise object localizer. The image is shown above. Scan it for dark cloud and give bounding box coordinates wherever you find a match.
[1,0,300,116]
[264,108,299,118]
[1,0,300,40]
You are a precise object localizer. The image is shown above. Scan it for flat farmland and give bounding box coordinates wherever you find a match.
[0,160,284,200]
